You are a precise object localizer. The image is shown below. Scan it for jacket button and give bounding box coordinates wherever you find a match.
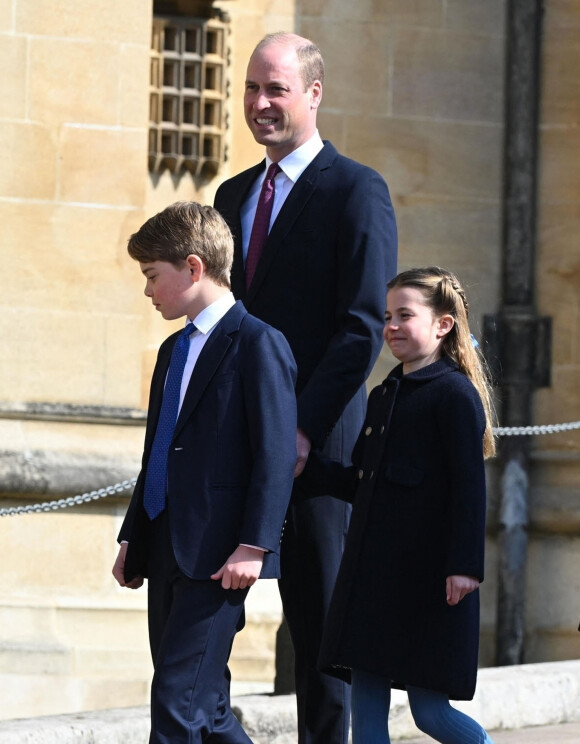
[358,469,364,480]
[382,386,387,395]
[380,425,385,435]
[365,426,372,436]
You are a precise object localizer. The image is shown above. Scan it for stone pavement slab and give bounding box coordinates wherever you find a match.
[404,722,580,743]
[0,660,578,742]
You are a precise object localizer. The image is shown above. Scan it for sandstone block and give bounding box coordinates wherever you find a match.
[0,122,56,200]
[297,0,443,26]
[0,0,13,31]
[392,28,504,123]
[29,39,122,126]
[120,44,150,129]
[539,128,580,206]
[16,0,150,45]
[541,29,580,127]
[0,34,26,119]
[300,20,391,115]
[445,0,506,35]
[344,116,503,201]
[59,126,147,207]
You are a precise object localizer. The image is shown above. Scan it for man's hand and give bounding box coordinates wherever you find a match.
[210,545,265,590]
[112,543,144,589]
[294,428,312,477]
[446,575,479,606]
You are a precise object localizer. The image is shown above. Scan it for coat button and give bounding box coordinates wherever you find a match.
[358,469,364,480]
[365,426,372,436]
[380,425,385,435]
[370,471,375,480]
[382,386,387,395]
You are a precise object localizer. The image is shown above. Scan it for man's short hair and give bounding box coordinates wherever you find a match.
[127,202,233,288]
[255,32,325,90]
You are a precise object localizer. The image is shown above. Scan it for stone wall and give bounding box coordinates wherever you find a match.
[0,0,154,720]
[527,0,580,661]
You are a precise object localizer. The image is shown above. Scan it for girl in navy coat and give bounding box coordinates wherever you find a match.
[314,267,496,743]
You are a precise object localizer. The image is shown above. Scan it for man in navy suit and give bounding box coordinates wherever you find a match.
[214,33,398,744]
[112,202,297,743]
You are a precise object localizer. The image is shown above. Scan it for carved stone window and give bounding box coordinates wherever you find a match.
[149,13,228,177]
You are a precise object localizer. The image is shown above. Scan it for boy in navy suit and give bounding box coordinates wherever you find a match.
[112,201,297,744]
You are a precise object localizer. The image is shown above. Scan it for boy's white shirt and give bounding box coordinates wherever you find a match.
[179,292,236,411]
[240,130,324,258]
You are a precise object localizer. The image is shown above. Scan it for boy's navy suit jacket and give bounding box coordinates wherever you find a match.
[119,300,297,583]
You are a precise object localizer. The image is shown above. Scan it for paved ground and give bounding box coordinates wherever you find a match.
[401,721,580,743]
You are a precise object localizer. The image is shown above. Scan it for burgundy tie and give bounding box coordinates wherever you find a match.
[245,162,281,289]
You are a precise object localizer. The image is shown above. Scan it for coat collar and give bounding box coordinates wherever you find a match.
[387,355,459,385]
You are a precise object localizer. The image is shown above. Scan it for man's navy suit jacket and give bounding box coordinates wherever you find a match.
[214,141,398,455]
[119,301,298,582]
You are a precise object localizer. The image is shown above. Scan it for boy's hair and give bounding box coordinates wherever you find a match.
[127,202,233,289]
[388,266,496,459]
[255,32,325,90]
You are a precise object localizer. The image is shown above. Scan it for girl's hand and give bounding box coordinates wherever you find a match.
[446,575,479,605]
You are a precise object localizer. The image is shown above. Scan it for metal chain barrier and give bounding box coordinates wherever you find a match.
[0,478,137,517]
[1,420,580,517]
[492,421,580,436]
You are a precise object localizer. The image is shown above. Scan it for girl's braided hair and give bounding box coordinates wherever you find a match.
[388,266,496,458]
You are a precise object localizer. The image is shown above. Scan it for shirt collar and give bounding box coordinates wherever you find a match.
[265,130,324,184]
[189,292,236,335]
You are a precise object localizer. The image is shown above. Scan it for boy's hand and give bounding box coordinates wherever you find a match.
[446,575,479,606]
[112,543,144,589]
[211,545,265,590]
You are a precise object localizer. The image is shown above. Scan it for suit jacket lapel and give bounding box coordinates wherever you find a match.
[143,335,174,459]
[230,162,265,299]
[245,142,337,304]
[172,302,245,441]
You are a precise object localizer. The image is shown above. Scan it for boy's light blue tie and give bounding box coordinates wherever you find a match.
[143,323,196,520]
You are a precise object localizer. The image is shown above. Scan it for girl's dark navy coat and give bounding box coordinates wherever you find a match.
[317,356,487,701]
